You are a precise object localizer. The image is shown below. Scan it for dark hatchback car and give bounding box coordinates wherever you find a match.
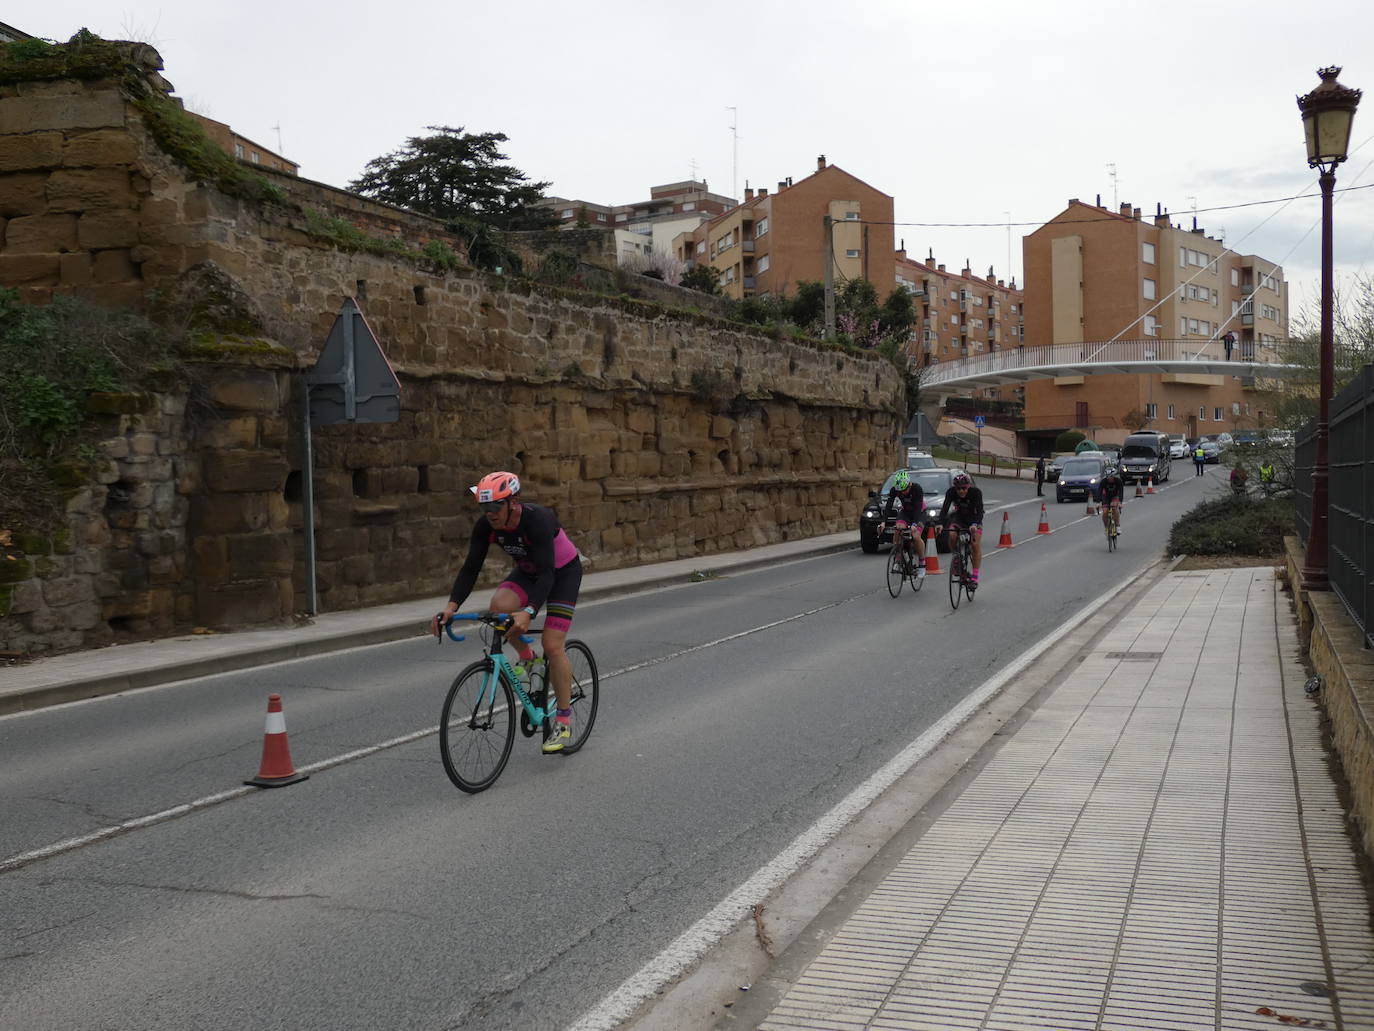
[860,467,957,553]
[1055,455,1115,503]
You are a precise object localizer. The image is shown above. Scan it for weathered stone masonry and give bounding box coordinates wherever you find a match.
[0,44,902,653]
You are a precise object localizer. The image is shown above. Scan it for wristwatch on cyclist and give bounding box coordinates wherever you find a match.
[522,605,536,617]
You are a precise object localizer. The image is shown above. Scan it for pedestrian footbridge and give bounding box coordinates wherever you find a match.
[920,339,1302,389]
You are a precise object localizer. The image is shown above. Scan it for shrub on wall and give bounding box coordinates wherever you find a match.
[1166,495,1294,557]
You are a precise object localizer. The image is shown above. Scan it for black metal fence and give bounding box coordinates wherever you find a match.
[1298,364,1374,650]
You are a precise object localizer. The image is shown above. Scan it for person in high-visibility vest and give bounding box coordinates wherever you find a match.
[1193,444,1206,476]
[1259,460,1276,496]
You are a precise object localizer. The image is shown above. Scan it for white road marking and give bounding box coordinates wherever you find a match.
[566,574,1150,1031]
[0,592,875,875]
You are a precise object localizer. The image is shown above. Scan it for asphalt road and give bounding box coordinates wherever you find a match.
[0,467,1230,1031]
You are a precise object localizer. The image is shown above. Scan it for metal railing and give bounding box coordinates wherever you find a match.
[921,337,1291,386]
[1298,363,1374,650]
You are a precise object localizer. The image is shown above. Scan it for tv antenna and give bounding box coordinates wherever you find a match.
[272,123,284,154]
[726,106,739,202]
[1106,163,1118,208]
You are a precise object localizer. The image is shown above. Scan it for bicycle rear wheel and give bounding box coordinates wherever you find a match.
[948,549,962,610]
[886,544,905,597]
[543,639,600,755]
[908,550,924,593]
[440,660,515,793]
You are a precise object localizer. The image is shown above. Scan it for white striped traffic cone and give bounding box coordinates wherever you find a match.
[245,694,309,788]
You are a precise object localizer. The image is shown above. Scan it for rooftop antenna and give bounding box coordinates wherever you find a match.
[272,123,283,154]
[726,106,739,202]
[689,156,699,182]
[1107,162,1118,208]
[1004,210,1012,284]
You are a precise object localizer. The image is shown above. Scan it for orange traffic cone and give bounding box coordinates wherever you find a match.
[1146,475,1155,494]
[245,694,309,788]
[924,523,942,574]
[1134,478,1144,497]
[997,511,1013,548]
[1085,496,1097,516]
[1036,503,1051,535]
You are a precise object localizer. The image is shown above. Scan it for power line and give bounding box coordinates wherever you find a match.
[855,182,1374,229]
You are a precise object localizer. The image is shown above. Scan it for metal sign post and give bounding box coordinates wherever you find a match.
[300,298,402,614]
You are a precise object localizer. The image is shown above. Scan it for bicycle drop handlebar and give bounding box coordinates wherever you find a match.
[437,610,536,644]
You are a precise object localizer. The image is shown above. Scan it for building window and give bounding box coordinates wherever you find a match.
[1167,404,1175,419]
[845,249,860,258]
[1231,268,1240,286]
[616,213,628,222]
[844,211,859,220]
[683,202,695,211]
[596,213,607,222]
[1214,407,1224,422]
[561,209,573,218]
[234,143,245,159]
[696,241,705,254]
[1143,242,1155,264]
[1144,314,1158,336]
[1143,278,1156,300]
[1233,402,1242,415]
[1145,403,1157,419]
[758,254,770,272]
[250,151,260,164]
[756,217,769,236]
[1200,406,1207,420]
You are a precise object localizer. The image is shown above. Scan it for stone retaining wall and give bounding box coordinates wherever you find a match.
[1284,536,1374,862]
[0,44,902,653]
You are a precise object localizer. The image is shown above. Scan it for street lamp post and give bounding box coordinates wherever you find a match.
[1298,67,1361,590]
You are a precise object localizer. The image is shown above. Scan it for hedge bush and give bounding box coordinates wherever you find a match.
[1166,494,1295,557]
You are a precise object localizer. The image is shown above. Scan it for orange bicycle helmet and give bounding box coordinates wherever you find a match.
[470,471,521,504]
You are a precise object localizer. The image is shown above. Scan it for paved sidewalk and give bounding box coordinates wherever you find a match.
[741,567,1374,1031]
[0,530,855,716]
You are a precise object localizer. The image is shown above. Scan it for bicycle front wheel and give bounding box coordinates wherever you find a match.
[948,550,962,610]
[886,546,905,597]
[543,640,600,755]
[440,660,515,793]
[909,551,924,593]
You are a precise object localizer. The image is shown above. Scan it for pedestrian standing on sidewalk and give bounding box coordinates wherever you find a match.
[1222,330,1236,361]
[1194,442,1206,476]
[1034,456,1046,497]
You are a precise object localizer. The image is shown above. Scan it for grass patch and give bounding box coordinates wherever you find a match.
[1166,494,1294,558]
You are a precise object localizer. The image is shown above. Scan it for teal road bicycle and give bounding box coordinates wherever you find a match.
[438,611,600,793]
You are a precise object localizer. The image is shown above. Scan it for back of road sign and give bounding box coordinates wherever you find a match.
[306,298,400,426]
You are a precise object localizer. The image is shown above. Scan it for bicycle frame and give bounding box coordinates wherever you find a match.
[444,615,549,726]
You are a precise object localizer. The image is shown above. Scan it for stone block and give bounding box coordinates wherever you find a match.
[195,580,287,627]
[202,450,289,493]
[192,536,229,580]
[59,252,93,285]
[63,129,140,167]
[4,212,79,252]
[227,534,295,577]
[42,576,95,608]
[92,249,136,283]
[203,371,282,412]
[189,493,283,536]
[0,253,60,285]
[79,210,139,248]
[0,92,125,134]
[196,415,260,450]
[45,168,137,212]
[0,132,63,172]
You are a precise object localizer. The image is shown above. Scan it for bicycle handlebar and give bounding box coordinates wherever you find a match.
[437,611,535,644]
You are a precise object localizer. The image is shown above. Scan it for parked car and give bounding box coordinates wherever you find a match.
[860,467,957,553]
[904,452,938,470]
[1196,437,1222,463]
[1119,431,1172,484]
[1168,436,1189,459]
[1043,452,1078,482]
[1055,455,1113,503]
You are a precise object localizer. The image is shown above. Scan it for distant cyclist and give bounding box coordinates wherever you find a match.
[1099,465,1126,534]
[938,471,985,587]
[880,470,927,581]
[431,471,583,754]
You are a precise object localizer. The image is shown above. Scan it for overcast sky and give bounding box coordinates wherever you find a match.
[13,0,1374,316]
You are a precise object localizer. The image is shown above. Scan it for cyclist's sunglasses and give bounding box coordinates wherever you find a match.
[955,484,970,491]
[478,499,508,513]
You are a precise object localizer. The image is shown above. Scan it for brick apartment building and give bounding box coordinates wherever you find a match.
[1022,197,1289,445]
[674,156,895,301]
[187,113,297,176]
[897,249,1025,404]
[539,180,735,263]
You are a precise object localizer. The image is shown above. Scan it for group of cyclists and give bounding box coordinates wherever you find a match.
[881,463,1130,576]
[879,469,988,588]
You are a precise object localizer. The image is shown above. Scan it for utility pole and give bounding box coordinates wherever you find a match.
[1107,162,1118,208]
[823,214,835,339]
[1004,210,1011,283]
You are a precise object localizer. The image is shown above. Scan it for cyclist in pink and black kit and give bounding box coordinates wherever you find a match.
[938,471,986,587]
[431,471,583,753]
